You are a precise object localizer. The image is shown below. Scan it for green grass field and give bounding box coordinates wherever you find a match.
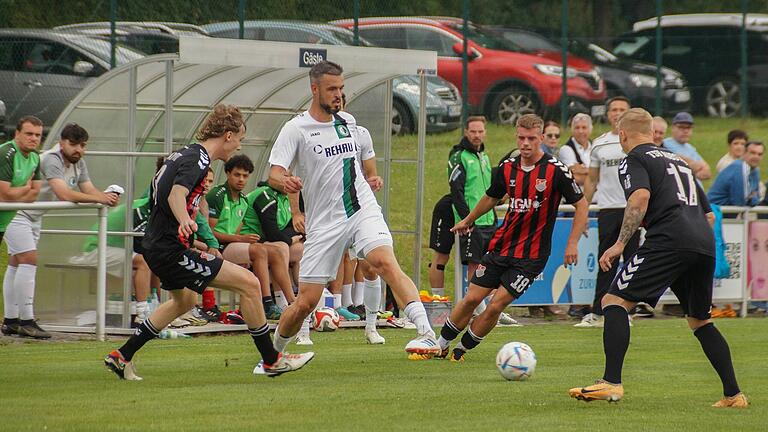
[0,318,765,431]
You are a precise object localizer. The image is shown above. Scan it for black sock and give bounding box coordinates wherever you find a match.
[694,323,740,397]
[459,327,484,351]
[19,319,35,326]
[3,318,19,325]
[118,319,159,362]
[602,305,630,384]
[249,324,279,365]
[262,297,275,309]
[440,318,462,342]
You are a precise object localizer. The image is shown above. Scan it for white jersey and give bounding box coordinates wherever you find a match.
[269,110,379,232]
[354,124,375,168]
[589,132,627,209]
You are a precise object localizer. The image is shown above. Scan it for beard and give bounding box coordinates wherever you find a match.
[320,101,341,115]
[63,152,82,164]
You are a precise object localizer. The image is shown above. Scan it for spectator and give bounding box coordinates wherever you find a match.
[708,141,764,207]
[207,154,289,321]
[4,123,119,339]
[652,116,667,146]
[541,121,561,156]
[558,113,592,186]
[662,112,711,181]
[716,130,749,173]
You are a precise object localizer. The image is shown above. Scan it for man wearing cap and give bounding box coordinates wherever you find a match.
[662,112,711,181]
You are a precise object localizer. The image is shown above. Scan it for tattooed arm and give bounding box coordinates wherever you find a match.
[599,189,650,272]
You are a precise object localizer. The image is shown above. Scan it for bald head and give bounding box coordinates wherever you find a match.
[617,108,654,153]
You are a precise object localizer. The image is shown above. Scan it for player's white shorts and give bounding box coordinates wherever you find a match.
[68,247,137,278]
[4,215,41,255]
[299,208,392,284]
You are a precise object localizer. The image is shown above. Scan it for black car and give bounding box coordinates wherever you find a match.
[489,26,691,116]
[613,13,768,117]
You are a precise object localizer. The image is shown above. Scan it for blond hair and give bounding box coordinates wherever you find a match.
[196,104,244,141]
[516,113,544,132]
[618,108,653,136]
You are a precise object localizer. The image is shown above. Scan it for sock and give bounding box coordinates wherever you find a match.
[602,305,630,384]
[3,266,18,319]
[135,301,148,322]
[272,326,293,353]
[431,287,444,296]
[438,318,463,350]
[353,281,365,306]
[341,284,353,307]
[363,278,381,331]
[458,327,484,351]
[333,293,342,309]
[694,323,741,397]
[16,264,36,320]
[262,297,275,310]
[274,291,288,308]
[299,315,311,336]
[118,319,160,362]
[249,324,279,365]
[202,289,215,310]
[403,301,435,337]
[3,317,18,325]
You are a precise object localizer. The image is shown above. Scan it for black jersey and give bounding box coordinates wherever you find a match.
[619,143,714,256]
[486,155,583,259]
[143,144,210,253]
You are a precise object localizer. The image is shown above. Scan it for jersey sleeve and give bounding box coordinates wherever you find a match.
[0,147,13,182]
[41,153,65,180]
[194,211,220,248]
[32,156,42,181]
[589,145,601,169]
[448,152,470,218]
[619,154,650,200]
[255,194,292,245]
[486,162,508,199]
[557,146,577,167]
[174,154,207,192]
[553,161,584,204]
[206,187,224,218]
[356,126,375,161]
[696,181,712,214]
[269,122,301,170]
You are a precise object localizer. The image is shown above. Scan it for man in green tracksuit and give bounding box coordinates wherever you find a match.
[448,116,496,280]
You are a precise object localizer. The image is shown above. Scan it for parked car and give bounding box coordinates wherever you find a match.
[333,17,606,124]
[0,29,145,135]
[489,26,691,116]
[613,13,768,117]
[203,20,462,134]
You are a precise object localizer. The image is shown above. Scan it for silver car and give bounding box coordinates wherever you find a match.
[0,29,144,135]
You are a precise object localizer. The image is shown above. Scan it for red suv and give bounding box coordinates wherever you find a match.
[333,17,606,124]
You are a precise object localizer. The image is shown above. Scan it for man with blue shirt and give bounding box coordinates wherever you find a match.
[662,112,711,181]
[708,141,764,206]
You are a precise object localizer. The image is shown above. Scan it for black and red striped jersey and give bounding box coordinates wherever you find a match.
[143,143,210,252]
[486,155,583,259]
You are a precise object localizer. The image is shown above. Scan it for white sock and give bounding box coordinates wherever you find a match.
[16,264,36,321]
[3,266,18,319]
[272,325,293,353]
[363,277,381,331]
[300,314,311,335]
[333,293,342,309]
[403,301,435,337]
[474,297,488,315]
[353,281,364,306]
[438,336,450,350]
[274,291,288,308]
[432,287,445,296]
[341,284,353,307]
[135,300,148,322]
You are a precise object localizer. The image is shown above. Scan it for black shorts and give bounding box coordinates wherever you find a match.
[0,231,4,243]
[471,252,547,299]
[608,249,714,320]
[429,195,455,254]
[144,247,223,294]
[459,225,496,264]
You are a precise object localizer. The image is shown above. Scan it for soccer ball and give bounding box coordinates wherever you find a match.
[311,307,340,332]
[496,342,537,381]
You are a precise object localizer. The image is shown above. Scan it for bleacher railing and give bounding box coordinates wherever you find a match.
[0,202,109,340]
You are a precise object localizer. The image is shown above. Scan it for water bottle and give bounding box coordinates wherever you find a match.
[147,288,159,315]
[159,329,192,339]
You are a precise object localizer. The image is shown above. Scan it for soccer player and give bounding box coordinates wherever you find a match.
[437,113,588,361]
[4,123,118,339]
[569,108,747,408]
[104,105,313,380]
[1,116,43,336]
[267,61,440,359]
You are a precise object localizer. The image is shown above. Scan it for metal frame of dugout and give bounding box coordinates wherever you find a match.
[453,204,768,318]
[30,38,437,340]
